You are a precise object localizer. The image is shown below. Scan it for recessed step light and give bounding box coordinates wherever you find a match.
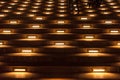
[56,30,65,33]
[104,20,113,24]
[27,35,37,39]
[14,68,26,72]
[93,69,105,72]
[22,49,33,53]
[2,29,12,33]
[85,35,94,39]
[57,21,65,24]
[55,42,65,46]
[88,49,99,53]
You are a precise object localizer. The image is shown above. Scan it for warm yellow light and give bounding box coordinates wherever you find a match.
[44,12,52,15]
[17,8,26,11]
[104,20,113,24]
[0,1,5,4]
[59,6,66,9]
[58,10,66,12]
[0,14,6,17]
[0,41,3,45]
[88,49,99,53]
[55,42,65,46]
[35,17,43,20]
[12,0,19,2]
[45,8,52,10]
[20,4,28,7]
[58,14,66,17]
[30,10,38,12]
[14,12,23,15]
[14,69,26,72]
[2,10,10,12]
[27,35,37,39]
[93,69,105,72]
[87,10,94,12]
[117,42,120,46]
[9,3,16,5]
[3,30,12,33]
[56,30,65,33]
[106,0,113,2]
[115,10,120,12]
[109,3,116,5]
[47,1,54,4]
[32,25,41,28]
[28,14,35,17]
[81,17,88,20]
[83,25,91,28]
[110,30,119,33]
[99,8,108,10]
[46,4,53,7]
[85,35,94,39]
[32,6,39,8]
[57,21,65,24]
[9,20,18,24]
[59,3,66,5]
[102,12,110,14]
[22,49,32,53]
[88,14,96,17]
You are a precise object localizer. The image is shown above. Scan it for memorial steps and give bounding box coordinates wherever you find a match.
[0,0,120,79]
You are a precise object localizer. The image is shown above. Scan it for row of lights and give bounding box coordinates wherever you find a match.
[0,28,120,35]
[13,68,106,73]
[1,40,120,48]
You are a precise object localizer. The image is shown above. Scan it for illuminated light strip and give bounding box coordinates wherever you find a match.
[105,21,113,24]
[0,42,3,45]
[58,14,65,17]
[22,49,32,53]
[117,42,120,46]
[27,35,37,39]
[14,68,26,72]
[3,30,11,33]
[93,69,105,72]
[85,35,94,39]
[81,17,88,20]
[0,14,6,17]
[83,25,91,28]
[14,12,23,15]
[35,17,43,20]
[110,30,119,33]
[88,49,99,53]
[32,25,40,28]
[2,10,10,12]
[57,21,65,24]
[55,43,65,46]
[28,14,35,17]
[9,21,18,24]
[56,30,65,33]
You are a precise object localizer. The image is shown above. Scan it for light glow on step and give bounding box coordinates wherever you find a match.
[0,41,3,45]
[9,20,19,24]
[27,35,37,39]
[14,68,26,72]
[56,30,65,33]
[80,17,88,20]
[55,42,65,46]
[88,49,99,53]
[85,35,94,39]
[93,69,105,73]
[2,30,12,33]
[57,20,65,24]
[22,49,32,53]
[110,30,119,33]
[104,20,113,24]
